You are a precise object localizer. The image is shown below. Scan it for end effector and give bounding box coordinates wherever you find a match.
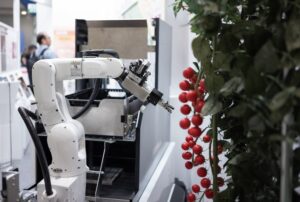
[117,59,174,113]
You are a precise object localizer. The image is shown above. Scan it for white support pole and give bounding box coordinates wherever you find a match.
[280,112,293,202]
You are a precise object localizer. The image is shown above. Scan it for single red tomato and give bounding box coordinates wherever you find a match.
[192,184,200,193]
[188,127,202,137]
[185,135,194,142]
[178,92,188,103]
[183,67,195,79]
[179,80,191,91]
[194,155,205,165]
[191,115,203,126]
[187,192,196,202]
[181,142,190,150]
[203,135,211,143]
[217,177,225,187]
[192,144,203,154]
[204,189,214,199]
[200,178,211,189]
[182,152,192,160]
[217,144,223,154]
[180,104,191,115]
[185,161,193,169]
[179,118,191,129]
[197,167,207,177]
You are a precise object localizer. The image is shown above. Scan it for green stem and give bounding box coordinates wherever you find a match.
[208,138,213,173]
[212,115,218,202]
[199,192,205,201]
[210,35,218,202]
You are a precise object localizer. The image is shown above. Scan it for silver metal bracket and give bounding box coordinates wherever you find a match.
[1,171,20,202]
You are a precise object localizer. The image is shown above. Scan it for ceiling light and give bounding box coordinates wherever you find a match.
[21,10,27,15]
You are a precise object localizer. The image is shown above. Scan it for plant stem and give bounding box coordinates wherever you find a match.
[211,35,218,202]
[208,138,213,173]
[199,192,205,201]
[212,114,218,202]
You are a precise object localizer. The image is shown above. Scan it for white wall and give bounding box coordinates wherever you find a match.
[164,0,194,188]
[36,0,53,35]
[52,0,124,30]
[13,0,20,68]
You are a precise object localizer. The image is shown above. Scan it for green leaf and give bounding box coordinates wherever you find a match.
[213,52,232,71]
[232,53,252,77]
[244,68,265,96]
[262,74,285,89]
[192,36,212,64]
[290,49,300,66]
[228,153,246,165]
[202,2,219,14]
[218,186,236,202]
[294,88,300,99]
[201,95,222,116]
[243,26,271,55]
[205,74,225,93]
[199,14,221,33]
[254,40,280,73]
[269,87,295,111]
[285,10,300,52]
[173,1,183,16]
[220,77,244,96]
[228,103,247,117]
[217,32,240,52]
[248,115,265,132]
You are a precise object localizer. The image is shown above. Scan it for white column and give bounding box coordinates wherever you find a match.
[164,0,193,188]
[13,0,20,68]
[36,0,53,37]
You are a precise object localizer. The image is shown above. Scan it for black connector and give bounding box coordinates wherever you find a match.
[147,89,163,105]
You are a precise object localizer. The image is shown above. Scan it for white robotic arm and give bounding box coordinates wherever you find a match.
[32,57,173,201]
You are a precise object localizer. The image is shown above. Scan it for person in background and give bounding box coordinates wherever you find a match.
[21,44,37,67]
[35,32,57,59]
[26,33,57,91]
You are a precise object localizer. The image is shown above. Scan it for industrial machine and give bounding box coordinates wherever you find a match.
[0,20,37,202]
[18,55,173,201]
[0,18,173,202]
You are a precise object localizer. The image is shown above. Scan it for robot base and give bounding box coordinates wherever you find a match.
[37,173,86,202]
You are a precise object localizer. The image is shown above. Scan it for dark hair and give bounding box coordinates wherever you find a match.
[37,33,46,44]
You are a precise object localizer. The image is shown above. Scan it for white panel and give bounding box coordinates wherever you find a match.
[10,82,25,161]
[12,80,36,189]
[0,22,19,72]
[36,0,53,35]
[139,143,175,202]
[0,83,11,168]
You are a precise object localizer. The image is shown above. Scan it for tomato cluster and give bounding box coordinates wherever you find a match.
[178,67,224,202]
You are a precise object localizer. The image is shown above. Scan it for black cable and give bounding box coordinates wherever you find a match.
[73,49,119,119]
[23,108,38,120]
[72,79,100,119]
[18,107,53,196]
